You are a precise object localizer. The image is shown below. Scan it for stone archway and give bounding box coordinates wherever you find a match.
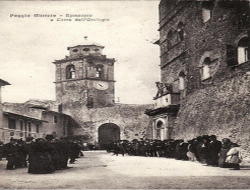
[98,123,120,149]
[156,120,163,140]
[154,118,167,140]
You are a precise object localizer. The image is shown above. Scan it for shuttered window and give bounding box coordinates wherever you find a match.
[237,37,249,64]
[8,118,16,129]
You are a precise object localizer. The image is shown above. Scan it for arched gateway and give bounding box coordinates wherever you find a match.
[98,123,120,149]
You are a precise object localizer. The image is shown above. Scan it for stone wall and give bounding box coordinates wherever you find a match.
[70,103,154,144]
[175,70,250,157]
[157,0,250,158]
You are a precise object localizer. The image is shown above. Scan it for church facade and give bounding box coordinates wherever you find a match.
[53,39,153,148]
[146,0,250,151]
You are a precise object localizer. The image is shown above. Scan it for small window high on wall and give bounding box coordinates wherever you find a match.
[179,71,185,90]
[202,57,211,80]
[237,37,249,64]
[202,1,213,23]
[95,65,104,78]
[66,65,75,79]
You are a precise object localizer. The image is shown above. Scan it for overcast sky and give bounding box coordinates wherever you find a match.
[0,0,160,104]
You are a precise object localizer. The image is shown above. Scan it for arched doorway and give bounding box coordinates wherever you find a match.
[156,120,163,140]
[98,123,120,149]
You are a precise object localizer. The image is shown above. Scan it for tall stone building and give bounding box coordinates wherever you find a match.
[146,0,250,149]
[54,38,115,111]
[53,38,153,148]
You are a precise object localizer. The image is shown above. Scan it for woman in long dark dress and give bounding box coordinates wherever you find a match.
[28,138,55,174]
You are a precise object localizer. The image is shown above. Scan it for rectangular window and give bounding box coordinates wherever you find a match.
[8,118,16,129]
[20,120,24,131]
[54,115,58,124]
[28,122,31,132]
[36,124,39,133]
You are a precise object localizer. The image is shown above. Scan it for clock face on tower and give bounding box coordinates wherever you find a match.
[93,81,109,90]
[64,82,77,91]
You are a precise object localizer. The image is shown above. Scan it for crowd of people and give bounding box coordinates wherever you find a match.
[105,135,242,170]
[0,134,242,174]
[0,135,83,174]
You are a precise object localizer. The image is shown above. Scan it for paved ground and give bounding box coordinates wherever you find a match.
[1,151,250,189]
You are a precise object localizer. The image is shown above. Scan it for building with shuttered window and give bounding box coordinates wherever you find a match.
[146,0,250,145]
[1,99,79,143]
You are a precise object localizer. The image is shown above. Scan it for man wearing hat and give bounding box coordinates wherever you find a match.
[4,138,18,170]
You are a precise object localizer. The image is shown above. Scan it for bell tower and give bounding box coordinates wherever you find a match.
[53,37,115,113]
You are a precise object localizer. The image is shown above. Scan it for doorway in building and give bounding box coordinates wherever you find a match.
[98,123,120,149]
[156,120,163,140]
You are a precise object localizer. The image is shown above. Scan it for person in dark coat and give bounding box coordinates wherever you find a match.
[28,138,55,174]
[55,139,70,169]
[4,138,18,170]
[77,140,84,157]
[69,140,80,163]
[106,141,112,153]
[15,139,28,168]
[148,140,156,157]
[208,135,222,166]
[168,140,176,158]
[194,136,203,162]
[45,135,58,169]
[201,135,211,164]
[112,142,120,156]
[175,140,185,160]
[179,141,189,160]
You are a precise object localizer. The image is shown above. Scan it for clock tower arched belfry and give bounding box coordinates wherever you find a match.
[53,38,115,111]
